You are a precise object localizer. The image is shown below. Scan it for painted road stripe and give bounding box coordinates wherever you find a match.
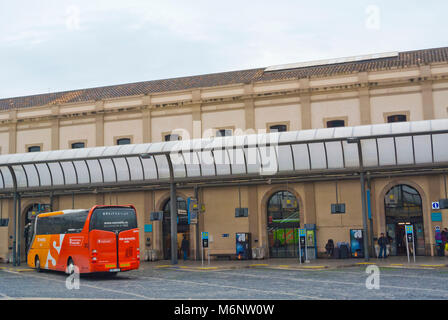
[2,269,154,299]
[214,270,448,295]
[420,264,445,267]
[10,268,35,272]
[0,292,11,299]
[249,264,269,267]
[140,274,326,300]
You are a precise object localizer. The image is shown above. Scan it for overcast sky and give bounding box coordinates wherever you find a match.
[0,0,447,99]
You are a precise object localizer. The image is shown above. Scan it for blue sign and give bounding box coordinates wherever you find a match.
[201,232,209,240]
[432,202,440,210]
[367,190,372,220]
[299,229,306,237]
[405,225,413,234]
[144,224,153,232]
[432,212,442,222]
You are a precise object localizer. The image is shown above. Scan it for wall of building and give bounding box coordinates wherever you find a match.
[1,61,448,261]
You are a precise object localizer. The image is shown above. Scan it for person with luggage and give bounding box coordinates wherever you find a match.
[325,239,334,258]
[377,233,389,259]
[436,230,443,256]
[442,228,448,257]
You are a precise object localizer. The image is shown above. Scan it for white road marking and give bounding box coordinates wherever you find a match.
[0,292,11,299]
[140,274,327,300]
[1,269,154,300]
[211,269,448,295]
[322,268,448,281]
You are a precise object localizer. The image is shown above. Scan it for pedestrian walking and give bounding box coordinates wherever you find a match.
[181,235,189,261]
[377,233,388,259]
[442,228,448,257]
[436,230,443,256]
[325,239,334,258]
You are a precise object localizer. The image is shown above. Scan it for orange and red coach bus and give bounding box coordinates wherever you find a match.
[27,205,140,274]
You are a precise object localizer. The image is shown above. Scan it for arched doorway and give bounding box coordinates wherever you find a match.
[384,184,425,256]
[22,203,51,259]
[162,197,189,260]
[267,190,300,258]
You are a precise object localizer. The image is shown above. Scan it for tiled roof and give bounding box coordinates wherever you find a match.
[1,46,447,111]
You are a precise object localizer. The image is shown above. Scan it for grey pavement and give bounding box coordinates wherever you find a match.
[1,255,448,300]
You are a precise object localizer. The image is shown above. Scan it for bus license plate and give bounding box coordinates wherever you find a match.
[109,268,120,272]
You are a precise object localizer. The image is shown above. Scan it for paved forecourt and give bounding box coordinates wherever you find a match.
[2,257,448,300]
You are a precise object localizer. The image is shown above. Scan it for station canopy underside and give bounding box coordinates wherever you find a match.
[1,119,448,196]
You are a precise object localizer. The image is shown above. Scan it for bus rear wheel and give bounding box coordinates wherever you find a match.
[66,258,76,275]
[35,256,41,272]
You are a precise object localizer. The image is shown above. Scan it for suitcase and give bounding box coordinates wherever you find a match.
[332,247,340,259]
[339,245,349,259]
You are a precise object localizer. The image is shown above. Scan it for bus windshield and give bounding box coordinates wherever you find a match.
[89,207,137,232]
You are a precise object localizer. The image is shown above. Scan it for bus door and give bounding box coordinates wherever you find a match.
[89,229,118,269]
[118,229,140,269]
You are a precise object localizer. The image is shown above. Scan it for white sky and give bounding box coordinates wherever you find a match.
[0,0,447,99]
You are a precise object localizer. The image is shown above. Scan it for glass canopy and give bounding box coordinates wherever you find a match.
[0,119,448,192]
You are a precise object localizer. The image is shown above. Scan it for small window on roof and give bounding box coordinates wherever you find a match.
[28,146,41,153]
[164,134,181,141]
[71,142,85,149]
[326,120,345,128]
[387,114,407,123]
[269,124,287,133]
[116,138,131,145]
[216,129,232,137]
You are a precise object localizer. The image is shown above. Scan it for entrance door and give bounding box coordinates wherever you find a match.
[384,185,425,255]
[23,203,51,258]
[267,191,300,258]
[162,197,189,260]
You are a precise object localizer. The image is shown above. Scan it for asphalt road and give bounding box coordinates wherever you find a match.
[1,265,448,300]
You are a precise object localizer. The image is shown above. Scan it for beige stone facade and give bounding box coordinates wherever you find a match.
[1,47,448,261]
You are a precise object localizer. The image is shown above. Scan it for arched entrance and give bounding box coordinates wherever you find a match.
[22,203,51,259]
[384,184,425,256]
[162,197,189,260]
[267,190,300,258]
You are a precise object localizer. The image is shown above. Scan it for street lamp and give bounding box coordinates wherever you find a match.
[346,137,370,261]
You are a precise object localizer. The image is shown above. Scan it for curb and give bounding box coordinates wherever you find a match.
[0,267,35,272]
